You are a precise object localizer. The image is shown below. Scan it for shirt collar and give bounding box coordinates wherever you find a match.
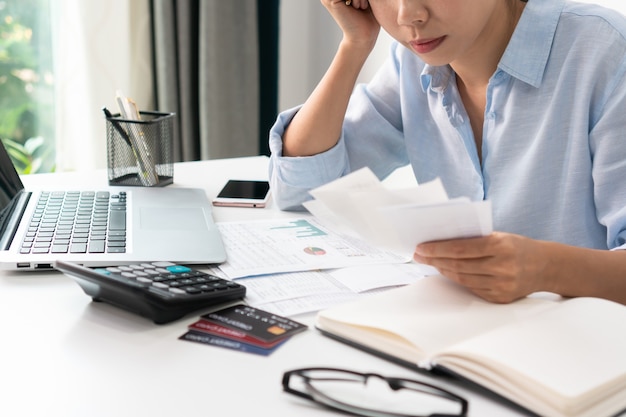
[420,0,566,91]
[499,0,565,87]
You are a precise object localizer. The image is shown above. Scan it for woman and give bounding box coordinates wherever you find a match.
[268,0,626,304]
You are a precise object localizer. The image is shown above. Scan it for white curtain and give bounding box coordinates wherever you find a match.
[51,0,153,172]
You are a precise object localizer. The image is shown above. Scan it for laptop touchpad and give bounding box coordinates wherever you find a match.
[139,207,206,230]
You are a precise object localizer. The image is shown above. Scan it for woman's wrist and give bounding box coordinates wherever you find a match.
[338,36,377,62]
[539,242,626,303]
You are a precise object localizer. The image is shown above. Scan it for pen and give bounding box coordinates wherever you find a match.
[115,91,159,186]
[102,107,132,148]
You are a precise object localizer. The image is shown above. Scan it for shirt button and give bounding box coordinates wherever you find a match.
[487,112,496,120]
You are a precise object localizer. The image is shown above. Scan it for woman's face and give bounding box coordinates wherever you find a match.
[369,0,512,67]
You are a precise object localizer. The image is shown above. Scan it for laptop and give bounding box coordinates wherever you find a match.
[0,139,226,271]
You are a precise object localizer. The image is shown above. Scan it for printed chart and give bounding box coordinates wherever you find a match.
[216,218,408,278]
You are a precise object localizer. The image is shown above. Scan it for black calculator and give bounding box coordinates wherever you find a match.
[53,260,246,324]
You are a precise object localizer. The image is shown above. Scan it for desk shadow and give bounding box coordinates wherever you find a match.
[76,300,162,332]
[71,296,243,334]
[2,268,70,286]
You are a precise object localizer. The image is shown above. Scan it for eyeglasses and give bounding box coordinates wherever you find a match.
[282,367,468,417]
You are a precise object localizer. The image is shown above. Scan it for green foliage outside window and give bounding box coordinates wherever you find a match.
[0,0,55,174]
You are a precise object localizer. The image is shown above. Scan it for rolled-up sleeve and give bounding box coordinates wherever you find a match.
[589,55,626,251]
[268,42,410,211]
[268,106,350,211]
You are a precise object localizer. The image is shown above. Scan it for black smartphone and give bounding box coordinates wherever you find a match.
[212,180,271,208]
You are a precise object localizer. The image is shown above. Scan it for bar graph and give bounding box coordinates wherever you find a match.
[270,219,327,238]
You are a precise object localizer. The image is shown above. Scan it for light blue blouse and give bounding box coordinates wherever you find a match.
[268,0,626,251]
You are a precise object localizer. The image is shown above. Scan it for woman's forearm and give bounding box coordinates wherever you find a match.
[282,40,373,157]
[541,241,626,304]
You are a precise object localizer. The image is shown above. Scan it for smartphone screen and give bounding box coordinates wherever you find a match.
[212,180,271,208]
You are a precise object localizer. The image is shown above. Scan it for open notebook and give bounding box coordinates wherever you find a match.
[0,139,226,270]
[316,275,626,417]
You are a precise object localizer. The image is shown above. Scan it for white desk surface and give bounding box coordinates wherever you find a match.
[1,157,533,417]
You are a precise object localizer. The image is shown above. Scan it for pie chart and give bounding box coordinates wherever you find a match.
[303,246,326,256]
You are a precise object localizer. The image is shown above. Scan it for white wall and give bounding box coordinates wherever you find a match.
[579,0,626,13]
[278,1,392,111]
[279,0,626,112]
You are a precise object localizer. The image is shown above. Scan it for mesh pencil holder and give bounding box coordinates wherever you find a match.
[105,111,175,187]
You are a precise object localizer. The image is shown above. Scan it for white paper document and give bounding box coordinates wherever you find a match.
[216,218,409,279]
[240,263,437,316]
[304,167,493,256]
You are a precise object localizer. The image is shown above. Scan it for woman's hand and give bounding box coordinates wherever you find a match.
[413,232,548,303]
[321,0,380,50]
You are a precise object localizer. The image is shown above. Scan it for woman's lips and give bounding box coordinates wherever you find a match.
[410,36,445,54]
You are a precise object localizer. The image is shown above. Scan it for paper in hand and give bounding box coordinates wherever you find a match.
[304,168,493,256]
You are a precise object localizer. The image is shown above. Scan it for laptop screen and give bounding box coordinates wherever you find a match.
[0,139,25,206]
[0,139,27,243]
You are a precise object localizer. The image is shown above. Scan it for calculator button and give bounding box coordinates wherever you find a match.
[183,286,202,294]
[153,275,171,282]
[152,261,175,268]
[169,288,186,294]
[209,283,229,290]
[166,265,192,274]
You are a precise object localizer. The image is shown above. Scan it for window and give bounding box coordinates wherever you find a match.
[0,0,55,174]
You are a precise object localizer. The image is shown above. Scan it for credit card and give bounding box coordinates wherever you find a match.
[188,320,285,348]
[179,331,285,356]
[200,304,308,343]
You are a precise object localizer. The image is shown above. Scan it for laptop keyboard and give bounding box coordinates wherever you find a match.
[20,191,127,254]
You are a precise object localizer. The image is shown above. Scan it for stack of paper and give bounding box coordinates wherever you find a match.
[304,167,493,257]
